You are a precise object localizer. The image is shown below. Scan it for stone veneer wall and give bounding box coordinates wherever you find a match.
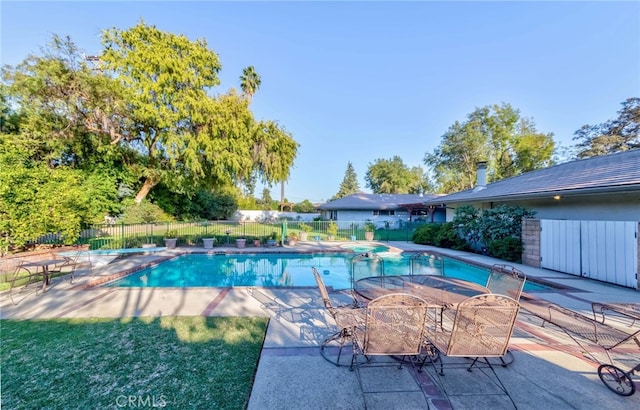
[521,218,540,268]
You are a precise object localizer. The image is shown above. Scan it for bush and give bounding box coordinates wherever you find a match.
[487,237,523,262]
[120,201,174,224]
[435,222,469,250]
[412,224,442,245]
[413,205,531,261]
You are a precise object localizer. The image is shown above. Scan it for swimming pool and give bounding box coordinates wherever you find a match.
[341,244,391,254]
[106,252,549,292]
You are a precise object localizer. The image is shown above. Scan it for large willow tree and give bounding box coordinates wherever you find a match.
[1,22,298,249]
[100,22,298,203]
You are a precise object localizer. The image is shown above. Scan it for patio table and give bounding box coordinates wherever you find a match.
[20,258,67,292]
[354,275,490,307]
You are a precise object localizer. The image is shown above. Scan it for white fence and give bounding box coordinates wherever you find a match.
[540,220,638,289]
[234,210,320,222]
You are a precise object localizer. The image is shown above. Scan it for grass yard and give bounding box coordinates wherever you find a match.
[1,316,268,409]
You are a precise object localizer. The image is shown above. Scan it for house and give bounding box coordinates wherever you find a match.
[423,150,640,222]
[317,193,446,228]
[422,150,640,290]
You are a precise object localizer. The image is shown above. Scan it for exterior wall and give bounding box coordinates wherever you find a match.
[234,210,319,222]
[445,191,640,222]
[331,210,411,229]
[521,219,541,268]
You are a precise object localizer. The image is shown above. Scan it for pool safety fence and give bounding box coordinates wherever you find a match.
[28,220,431,250]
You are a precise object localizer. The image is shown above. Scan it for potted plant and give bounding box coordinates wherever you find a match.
[252,237,261,247]
[267,232,278,247]
[202,237,216,249]
[327,221,338,240]
[287,232,298,246]
[364,220,376,241]
[164,229,178,249]
[236,237,247,248]
[298,223,313,241]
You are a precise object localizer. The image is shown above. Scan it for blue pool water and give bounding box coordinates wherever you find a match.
[107,252,549,291]
[341,244,391,253]
[59,247,167,256]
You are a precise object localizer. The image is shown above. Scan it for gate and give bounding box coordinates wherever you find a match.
[540,220,638,289]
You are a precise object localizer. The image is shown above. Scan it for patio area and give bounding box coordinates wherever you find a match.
[1,241,639,409]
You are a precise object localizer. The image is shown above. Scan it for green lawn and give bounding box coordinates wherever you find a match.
[1,316,268,409]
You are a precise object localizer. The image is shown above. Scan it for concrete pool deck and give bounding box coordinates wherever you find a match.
[1,241,639,409]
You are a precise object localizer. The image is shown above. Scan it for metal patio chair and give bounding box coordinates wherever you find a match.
[592,302,640,327]
[9,259,43,305]
[350,252,385,306]
[520,294,640,397]
[53,250,95,284]
[351,293,429,370]
[409,251,444,276]
[312,267,365,366]
[485,264,526,366]
[486,264,526,301]
[422,293,520,408]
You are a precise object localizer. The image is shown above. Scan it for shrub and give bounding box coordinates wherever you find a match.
[120,201,173,224]
[412,223,442,245]
[434,222,469,250]
[487,237,523,262]
[327,221,338,237]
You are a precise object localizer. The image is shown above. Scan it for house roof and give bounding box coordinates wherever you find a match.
[425,149,640,204]
[318,193,442,210]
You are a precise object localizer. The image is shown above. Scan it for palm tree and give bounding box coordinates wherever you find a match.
[240,66,261,102]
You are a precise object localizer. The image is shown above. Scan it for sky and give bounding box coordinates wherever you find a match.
[2,1,639,204]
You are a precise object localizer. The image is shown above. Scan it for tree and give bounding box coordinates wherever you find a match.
[293,199,316,213]
[240,66,261,102]
[332,162,360,199]
[1,24,299,247]
[260,188,274,210]
[2,35,132,171]
[424,103,555,193]
[0,140,118,252]
[573,97,640,158]
[4,23,298,205]
[365,156,431,194]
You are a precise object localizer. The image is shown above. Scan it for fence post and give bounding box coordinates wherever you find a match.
[121,222,125,249]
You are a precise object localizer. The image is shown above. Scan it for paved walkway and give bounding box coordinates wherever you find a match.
[1,242,639,409]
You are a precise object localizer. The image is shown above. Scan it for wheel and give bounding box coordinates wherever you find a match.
[598,364,636,396]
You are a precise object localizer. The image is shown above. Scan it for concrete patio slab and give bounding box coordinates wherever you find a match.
[1,241,639,409]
